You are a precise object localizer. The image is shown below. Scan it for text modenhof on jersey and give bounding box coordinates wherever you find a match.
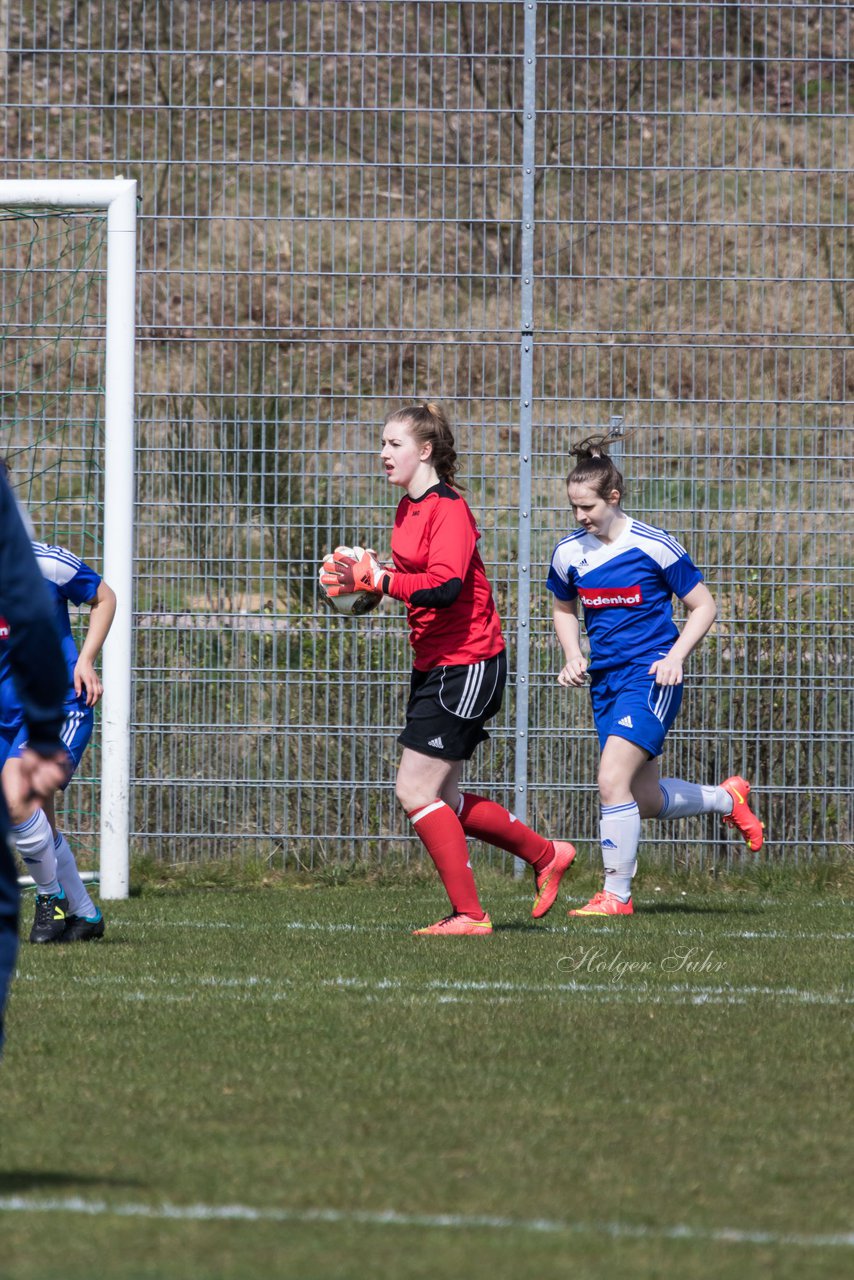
[577,586,644,608]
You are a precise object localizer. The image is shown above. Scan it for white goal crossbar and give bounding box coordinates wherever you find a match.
[0,178,136,899]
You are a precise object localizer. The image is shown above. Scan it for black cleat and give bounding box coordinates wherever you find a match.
[62,912,105,942]
[30,891,69,943]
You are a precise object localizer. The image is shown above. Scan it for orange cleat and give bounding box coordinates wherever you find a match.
[412,912,493,936]
[720,775,764,851]
[568,889,633,917]
[532,841,577,919]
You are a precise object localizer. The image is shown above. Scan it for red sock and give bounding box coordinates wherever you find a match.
[408,800,485,918]
[458,793,553,873]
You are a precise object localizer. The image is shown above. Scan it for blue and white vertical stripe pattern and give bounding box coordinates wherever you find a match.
[648,680,675,725]
[61,708,86,753]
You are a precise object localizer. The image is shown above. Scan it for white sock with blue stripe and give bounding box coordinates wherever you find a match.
[600,801,640,902]
[13,809,61,896]
[658,780,733,818]
[54,832,98,919]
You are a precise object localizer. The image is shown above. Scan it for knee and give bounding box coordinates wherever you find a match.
[597,761,627,807]
[396,774,426,814]
[7,797,36,830]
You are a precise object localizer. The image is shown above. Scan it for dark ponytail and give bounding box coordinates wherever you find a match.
[566,427,628,501]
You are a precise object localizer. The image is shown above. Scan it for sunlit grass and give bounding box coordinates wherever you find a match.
[2,874,851,1279]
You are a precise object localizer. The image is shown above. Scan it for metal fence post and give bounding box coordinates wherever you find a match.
[513,0,537,873]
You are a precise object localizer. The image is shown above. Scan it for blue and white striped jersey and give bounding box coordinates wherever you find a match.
[546,518,703,671]
[0,543,101,727]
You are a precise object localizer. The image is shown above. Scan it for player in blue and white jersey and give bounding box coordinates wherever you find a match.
[547,435,764,916]
[0,538,116,942]
[0,471,69,1053]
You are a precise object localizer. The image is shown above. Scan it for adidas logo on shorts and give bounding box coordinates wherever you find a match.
[427,736,444,749]
[618,715,633,728]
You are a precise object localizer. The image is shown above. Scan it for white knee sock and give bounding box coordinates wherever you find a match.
[600,801,641,902]
[54,832,97,919]
[658,780,733,819]
[13,810,61,896]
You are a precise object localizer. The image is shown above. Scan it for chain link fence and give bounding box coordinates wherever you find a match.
[2,1,851,869]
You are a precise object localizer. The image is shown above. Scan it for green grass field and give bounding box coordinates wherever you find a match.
[2,870,852,1280]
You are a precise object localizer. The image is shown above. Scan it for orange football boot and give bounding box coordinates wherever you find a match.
[568,889,633,917]
[532,842,577,919]
[720,776,764,851]
[412,912,493,936]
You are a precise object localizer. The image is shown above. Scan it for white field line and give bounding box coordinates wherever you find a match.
[17,971,853,1008]
[718,930,854,941]
[0,1194,850,1249]
[106,919,854,942]
[110,920,384,932]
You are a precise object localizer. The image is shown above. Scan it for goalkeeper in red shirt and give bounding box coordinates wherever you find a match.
[321,403,575,935]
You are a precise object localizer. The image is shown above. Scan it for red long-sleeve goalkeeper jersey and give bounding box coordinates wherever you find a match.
[387,480,505,670]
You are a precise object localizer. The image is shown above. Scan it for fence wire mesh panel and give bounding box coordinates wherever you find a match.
[3,1,851,869]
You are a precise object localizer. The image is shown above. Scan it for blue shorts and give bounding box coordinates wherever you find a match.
[589,662,683,759]
[0,696,94,788]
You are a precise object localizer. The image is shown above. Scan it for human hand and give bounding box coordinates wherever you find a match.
[319,546,384,596]
[364,549,394,571]
[558,655,588,687]
[15,747,71,803]
[649,655,684,686]
[74,657,103,707]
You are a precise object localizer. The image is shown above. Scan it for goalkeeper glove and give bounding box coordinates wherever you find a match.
[319,547,393,596]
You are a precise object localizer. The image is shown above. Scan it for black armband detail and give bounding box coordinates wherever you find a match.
[380,573,393,594]
[409,577,463,609]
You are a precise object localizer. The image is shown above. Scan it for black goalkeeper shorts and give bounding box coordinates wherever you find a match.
[397,649,507,761]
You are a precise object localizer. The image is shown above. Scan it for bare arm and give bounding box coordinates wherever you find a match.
[74,579,117,707]
[553,597,588,687]
[649,581,717,686]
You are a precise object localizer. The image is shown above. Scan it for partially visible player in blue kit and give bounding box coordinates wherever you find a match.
[0,506,116,943]
[0,469,69,1051]
[548,435,764,916]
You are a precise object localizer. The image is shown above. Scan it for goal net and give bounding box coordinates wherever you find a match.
[0,180,136,899]
[0,208,106,543]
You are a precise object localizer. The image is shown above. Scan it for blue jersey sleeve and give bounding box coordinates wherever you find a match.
[546,555,577,602]
[661,553,703,601]
[35,545,101,606]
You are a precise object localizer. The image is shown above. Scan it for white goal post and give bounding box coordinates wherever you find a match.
[0,178,136,900]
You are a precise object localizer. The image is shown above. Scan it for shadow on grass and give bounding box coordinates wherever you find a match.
[495,900,765,929]
[16,937,132,950]
[493,922,558,933]
[0,1170,144,1193]
[637,901,764,916]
